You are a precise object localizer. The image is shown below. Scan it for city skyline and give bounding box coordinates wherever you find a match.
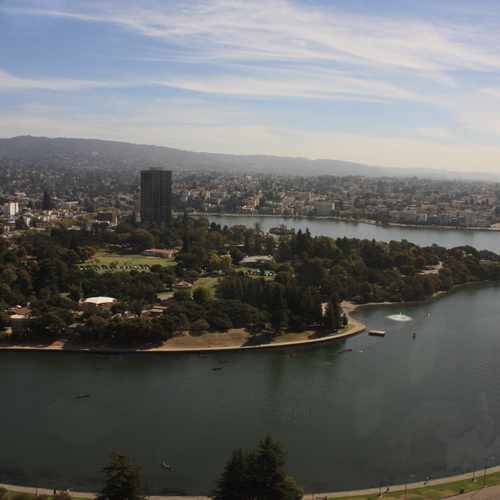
[2,1,500,172]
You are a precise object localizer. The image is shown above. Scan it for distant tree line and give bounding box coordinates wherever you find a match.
[2,217,500,346]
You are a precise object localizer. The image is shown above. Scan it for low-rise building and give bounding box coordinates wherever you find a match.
[80,296,118,309]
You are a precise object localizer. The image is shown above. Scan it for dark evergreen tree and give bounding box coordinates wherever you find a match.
[322,300,339,331]
[97,453,145,500]
[212,449,250,500]
[213,437,303,500]
[248,436,303,500]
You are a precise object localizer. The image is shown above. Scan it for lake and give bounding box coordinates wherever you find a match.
[2,284,500,495]
[207,214,500,252]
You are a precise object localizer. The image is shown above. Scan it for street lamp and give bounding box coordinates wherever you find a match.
[482,455,495,489]
[404,473,415,500]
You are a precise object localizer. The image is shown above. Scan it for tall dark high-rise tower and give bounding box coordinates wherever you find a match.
[140,169,172,226]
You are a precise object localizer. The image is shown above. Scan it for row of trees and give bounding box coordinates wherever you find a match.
[90,437,302,500]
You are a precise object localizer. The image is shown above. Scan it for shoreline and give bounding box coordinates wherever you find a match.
[1,280,495,356]
[3,464,500,499]
[0,314,366,355]
[344,279,497,317]
[188,211,500,233]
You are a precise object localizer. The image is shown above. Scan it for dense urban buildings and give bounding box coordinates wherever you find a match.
[140,168,172,226]
[1,158,500,234]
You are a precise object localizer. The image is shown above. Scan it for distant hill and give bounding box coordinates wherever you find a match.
[0,135,496,181]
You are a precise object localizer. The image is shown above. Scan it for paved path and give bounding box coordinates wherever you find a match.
[304,465,500,498]
[447,484,500,499]
[0,483,210,499]
[4,466,500,499]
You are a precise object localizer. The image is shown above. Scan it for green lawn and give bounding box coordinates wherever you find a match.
[0,490,88,500]
[80,250,176,273]
[193,276,220,296]
[332,471,500,499]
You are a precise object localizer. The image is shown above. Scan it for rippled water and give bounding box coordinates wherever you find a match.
[2,284,500,494]
[207,214,500,252]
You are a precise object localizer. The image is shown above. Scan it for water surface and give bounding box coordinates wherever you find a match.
[2,285,500,494]
[207,214,500,252]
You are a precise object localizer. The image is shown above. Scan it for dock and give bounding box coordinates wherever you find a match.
[369,330,386,337]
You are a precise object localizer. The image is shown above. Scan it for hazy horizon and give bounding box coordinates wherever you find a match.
[2,1,500,173]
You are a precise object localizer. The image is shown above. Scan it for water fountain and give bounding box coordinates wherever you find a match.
[387,312,413,322]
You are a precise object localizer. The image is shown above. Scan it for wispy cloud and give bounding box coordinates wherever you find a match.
[156,66,420,103]
[8,0,500,77]
[3,0,500,171]
[0,69,126,91]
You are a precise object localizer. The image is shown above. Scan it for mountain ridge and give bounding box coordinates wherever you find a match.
[0,135,496,181]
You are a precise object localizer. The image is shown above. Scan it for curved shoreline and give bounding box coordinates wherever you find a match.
[1,282,495,355]
[3,464,500,499]
[190,211,500,233]
[0,315,366,355]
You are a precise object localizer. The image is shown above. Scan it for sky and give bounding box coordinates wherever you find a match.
[1,0,500,173]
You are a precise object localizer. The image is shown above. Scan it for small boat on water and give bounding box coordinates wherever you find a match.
[338,348,353,354]
[212,367,223,371]
[412,332,416,339]
[369,330,386,337]
[161,461,173,472]
[75,393,90,399]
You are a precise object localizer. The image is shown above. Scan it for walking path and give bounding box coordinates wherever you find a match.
[305,465,500,498]
[3,466,500,499]
[447,484,500,499]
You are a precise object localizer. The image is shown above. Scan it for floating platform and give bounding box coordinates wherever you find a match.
[369,330,386,337]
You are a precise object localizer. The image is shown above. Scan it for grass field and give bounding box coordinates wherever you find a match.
[80,250,176,272]
[332,471,500,499]
[193,276,220,296]
[0,489,88,500]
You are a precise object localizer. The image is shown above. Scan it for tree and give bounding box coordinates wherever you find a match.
[270,286,288,333]
[248,436,302,500]
[191,318,210,333]
[322,297,342,332]
[97,452,145,500]
[128,229,155,252]
[193,286,211,305]
[213,437,303,500]
[213,449,249,500]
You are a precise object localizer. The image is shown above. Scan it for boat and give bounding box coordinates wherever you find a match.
[161,461,173,472]
[369,330,386,337]
[338,348,353,354]
[75,393,90,399]
[212,367,223,371]
[412,332,416,339]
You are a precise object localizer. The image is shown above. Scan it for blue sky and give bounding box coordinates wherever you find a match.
[2,0,500,172]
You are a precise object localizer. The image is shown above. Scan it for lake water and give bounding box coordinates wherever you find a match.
[207,214,500,252]
[3,284,500,495]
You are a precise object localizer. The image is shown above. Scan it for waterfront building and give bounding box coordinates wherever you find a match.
[140,168,172,226]
[3,201,19,219]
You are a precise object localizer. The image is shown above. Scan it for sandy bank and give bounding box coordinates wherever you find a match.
[0,310,366,354]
